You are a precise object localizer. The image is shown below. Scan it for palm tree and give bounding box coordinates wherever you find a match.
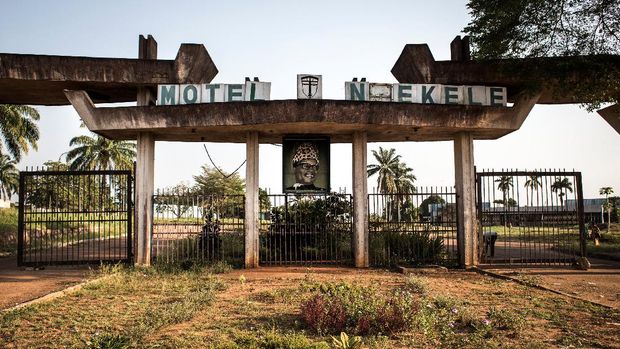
[524,175,542,206]
[393,162,417,194]
[0,154,19,201]
[66,134,136,170]
[494,175,513,206]
[367,147,401,195]
[599,186,614,230]
[551,177,573,207]
[0,105,40,161]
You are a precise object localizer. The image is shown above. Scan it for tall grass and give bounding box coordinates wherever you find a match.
[0,208,18,255]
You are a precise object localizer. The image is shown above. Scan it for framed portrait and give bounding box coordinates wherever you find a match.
[282,136,330,193]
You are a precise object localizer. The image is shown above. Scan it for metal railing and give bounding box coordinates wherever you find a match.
[18,169,133,266]
[260,193,353,265]
[476,169,586,266]
[368,187,459,267]
[151,191,245,266]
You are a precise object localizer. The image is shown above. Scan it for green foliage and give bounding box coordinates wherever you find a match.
[419,195,446,217]
[0,154,18,200]
[194,165,245,196]
[466,0,620,58]
[331,332,362,349]
[86,333,132,349]
[551,177,573,206]
[464,0,620,109]
[228,329,329,349]
[300,282,419,336]
[404,275,428,295]
[367,147,416,195]
[66,133,136,170]
[0,104,40,161]
[380,231,445,266]
[0,207,18,254]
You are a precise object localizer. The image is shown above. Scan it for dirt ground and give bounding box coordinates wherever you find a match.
[1,253,619,312]
[482,256,620,308]
[0,256,91,309]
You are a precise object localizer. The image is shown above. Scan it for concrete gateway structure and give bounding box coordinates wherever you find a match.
[2,35,617,269]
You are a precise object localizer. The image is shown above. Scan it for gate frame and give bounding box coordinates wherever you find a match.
[475,170,586,265]
[17,169,134,266]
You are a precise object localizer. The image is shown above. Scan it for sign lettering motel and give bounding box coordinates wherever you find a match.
[157,78,507,106]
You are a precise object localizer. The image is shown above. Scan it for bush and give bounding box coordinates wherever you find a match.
[87,333,132,349]
[0,208,18,255]
[300,282,419,336]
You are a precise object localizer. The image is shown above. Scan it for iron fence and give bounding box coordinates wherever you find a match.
[368,187,459,267]
[18,169,133,266]
[476,169,586,266]
[260,193,353,265]
[151,190,245,266]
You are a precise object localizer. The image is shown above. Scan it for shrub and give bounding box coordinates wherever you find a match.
[300,294,347,334]
[88,333,132,349]
[300,282,419,336]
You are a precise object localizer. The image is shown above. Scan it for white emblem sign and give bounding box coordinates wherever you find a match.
[297,74,322,99]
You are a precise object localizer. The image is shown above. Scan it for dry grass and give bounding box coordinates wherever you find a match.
[1,265,619,348]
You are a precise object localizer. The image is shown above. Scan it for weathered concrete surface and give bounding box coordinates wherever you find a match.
[64,90,535,142]
[454,132,477,268]
[245,132,259,268]
[135,132,154,266]
[391,43,620,104]
[352,131,369,268]
[0,38,217,105]
[597,104,620,134]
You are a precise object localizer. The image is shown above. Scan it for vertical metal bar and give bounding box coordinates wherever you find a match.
[17,172,26,266]
[127,172,133,263]
[576,173,586,258]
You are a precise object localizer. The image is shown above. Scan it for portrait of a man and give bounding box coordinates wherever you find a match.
[283,137,329,193]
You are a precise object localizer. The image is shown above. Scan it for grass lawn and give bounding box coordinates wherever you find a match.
[1,264,619,348]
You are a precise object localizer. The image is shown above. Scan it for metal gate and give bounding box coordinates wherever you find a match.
[18,169,133,266]
[260,193,352,265]
[476,170,586,266]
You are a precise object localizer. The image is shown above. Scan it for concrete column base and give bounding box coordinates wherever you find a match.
[245,131,259,268]
[352,131,369,267]
[454,132,478,268]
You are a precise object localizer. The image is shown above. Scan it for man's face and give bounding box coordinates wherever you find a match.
[294,159,318,185]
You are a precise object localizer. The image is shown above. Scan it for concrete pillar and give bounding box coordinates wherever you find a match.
[134,35,157,266]
[454,132,478,268]
[352,131,369,267]
[245,131,260,268]
[135,132,154,265]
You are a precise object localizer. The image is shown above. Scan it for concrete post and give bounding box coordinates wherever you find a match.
[135,132,154,265]
[454,132,478,268]
[245,131,260,268]
[135,35,157,266]
[352,131,369,267]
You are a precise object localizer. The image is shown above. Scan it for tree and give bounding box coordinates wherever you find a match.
[367,147,401,194]
[524,175,542,206]
[0,105,40,161]
[0,154,19,201]
[367,147,417,221]
[193,165,245,196]
[465,0,620,109]
[551,177,573,206]
[393,162,417,194]
[495,175,513,206]
[599,186,614,230]
[66,134,136,170]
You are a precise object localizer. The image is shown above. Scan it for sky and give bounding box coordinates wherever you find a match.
[1,0,618,198]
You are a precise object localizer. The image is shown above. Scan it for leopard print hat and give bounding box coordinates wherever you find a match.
[292,142,319,167]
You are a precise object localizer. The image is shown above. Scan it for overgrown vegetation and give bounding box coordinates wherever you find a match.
[0,263,227,348]
[0,207,17,255]
[2,268,619,348]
